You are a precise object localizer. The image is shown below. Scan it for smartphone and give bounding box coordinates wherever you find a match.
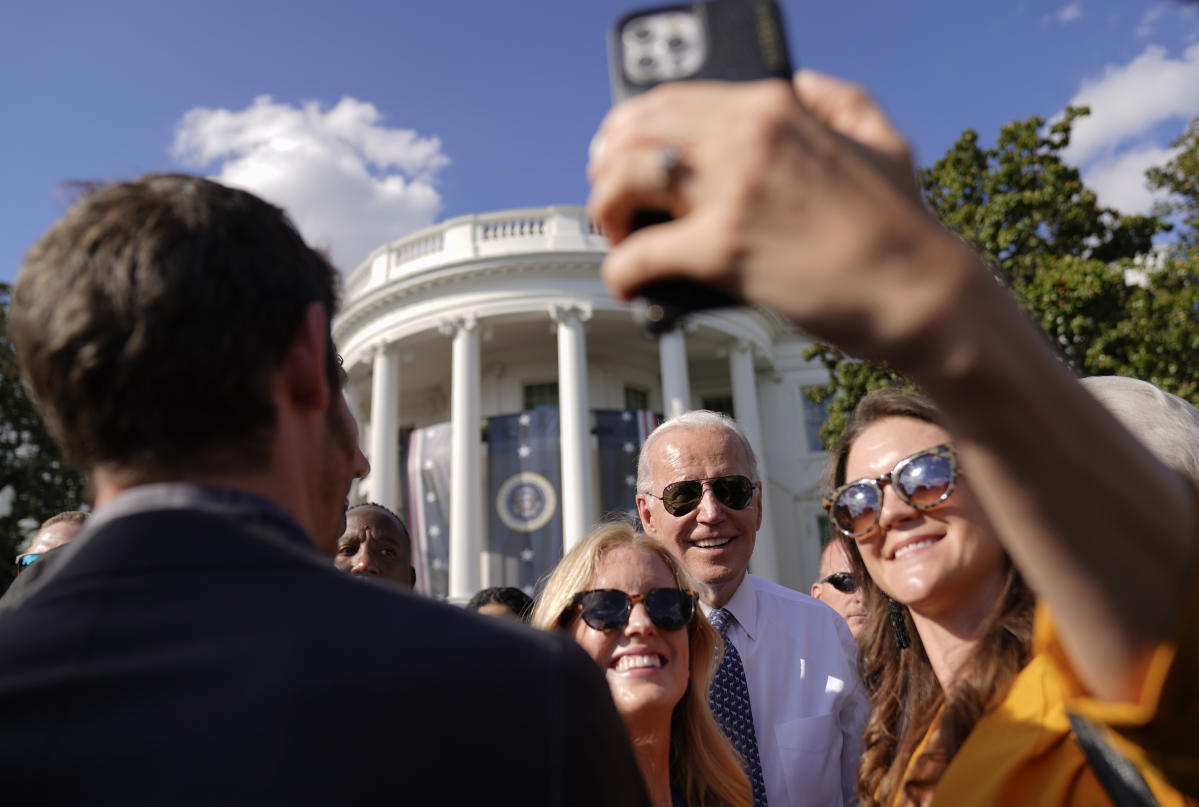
[607,0,793,335]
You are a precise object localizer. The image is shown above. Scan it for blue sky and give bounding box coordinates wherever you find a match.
[3,0,1198,283]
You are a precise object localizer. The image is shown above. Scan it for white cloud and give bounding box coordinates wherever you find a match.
[1136,4,1166,38]
[1060,43,1199,165]
[172,96,449,274]
[1056,2,1083,24]
[1082,143,1175,215]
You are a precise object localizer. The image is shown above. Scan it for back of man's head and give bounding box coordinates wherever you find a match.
[10,174,341,475]
[1081,375,1199,483]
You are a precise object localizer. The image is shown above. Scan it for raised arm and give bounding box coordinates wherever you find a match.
[587,70,1197,702]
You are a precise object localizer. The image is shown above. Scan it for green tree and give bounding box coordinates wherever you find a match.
[0,282,86,589]
[805,108,1199,447]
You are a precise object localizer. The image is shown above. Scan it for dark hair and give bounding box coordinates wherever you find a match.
[466,586,534,621]
[9,174,341,475]
[825,387,1034,805]
[347,502,408,535]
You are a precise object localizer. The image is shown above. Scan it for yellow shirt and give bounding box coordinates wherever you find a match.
[918,568,1199,806]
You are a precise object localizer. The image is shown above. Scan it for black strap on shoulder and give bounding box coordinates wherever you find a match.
[1068,712,1161,807]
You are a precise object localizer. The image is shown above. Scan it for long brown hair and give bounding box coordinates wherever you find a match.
[825,388,1035,806]
[530,522,752,807]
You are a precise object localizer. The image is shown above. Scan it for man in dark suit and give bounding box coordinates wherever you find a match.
[0,174,649,806]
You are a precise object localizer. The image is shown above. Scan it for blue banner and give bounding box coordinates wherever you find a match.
[405,422,452,599]
[595,409,660,524]
[487,408,562,594]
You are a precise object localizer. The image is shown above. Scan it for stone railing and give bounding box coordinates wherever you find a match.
[343,206,608,300]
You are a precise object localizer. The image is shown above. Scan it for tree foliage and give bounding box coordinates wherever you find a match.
[806,108,1199,446]
[0,282,86,588]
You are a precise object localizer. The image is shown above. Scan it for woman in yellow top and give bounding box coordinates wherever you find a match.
[587,63,1199,804]
[825,386,1195,805]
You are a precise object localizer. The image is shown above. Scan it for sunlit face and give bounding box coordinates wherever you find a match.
[27,520,84,555]
[318,393,371,555]
[336,506,414,587]
[811,540,866,638]
[636,427,761,607]
[570,546,691,726]
[844,417,1005,622]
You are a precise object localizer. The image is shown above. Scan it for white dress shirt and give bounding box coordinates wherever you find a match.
[703,573,867,807]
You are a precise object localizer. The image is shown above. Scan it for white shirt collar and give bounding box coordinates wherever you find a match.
[700,572,759,641]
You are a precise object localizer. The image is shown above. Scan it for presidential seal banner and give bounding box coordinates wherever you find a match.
[486,408,562,593]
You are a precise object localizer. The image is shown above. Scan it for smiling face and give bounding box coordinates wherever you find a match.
[844,417,1006,623]
[636,426,761,607]
[569,545,691,729]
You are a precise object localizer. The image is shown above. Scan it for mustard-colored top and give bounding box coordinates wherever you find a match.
[900,559,1199,806]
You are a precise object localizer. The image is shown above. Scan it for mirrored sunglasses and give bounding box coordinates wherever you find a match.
[819,571,856,593]
[647,474,756,517]
[14,553,43,574]
[569,588,698,632]
[823,444,958,539]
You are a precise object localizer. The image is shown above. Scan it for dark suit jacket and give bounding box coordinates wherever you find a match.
[0,505,649,806]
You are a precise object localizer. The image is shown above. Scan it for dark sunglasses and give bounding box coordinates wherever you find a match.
[819,572,856,593]
[14,553,43,574]
[645,474,757,517]
[568,588,698,632]
[823,444,958,539]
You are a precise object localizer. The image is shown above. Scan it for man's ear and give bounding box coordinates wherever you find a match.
[408,565,417,589]
[280,302,332,413]
[635,493,655,535]
[811,583,823,600]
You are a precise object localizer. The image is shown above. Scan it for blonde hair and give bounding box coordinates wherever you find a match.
[531,522,751,807]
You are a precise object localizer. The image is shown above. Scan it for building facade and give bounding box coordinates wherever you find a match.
[333,205,833,600]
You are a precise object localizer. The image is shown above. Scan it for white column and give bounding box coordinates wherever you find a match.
[367,343,401,513]
[343,372,370,503]
[658,327,691,419]
[730,341,779,583]
[441,315,483,601]
[552,304,596,553]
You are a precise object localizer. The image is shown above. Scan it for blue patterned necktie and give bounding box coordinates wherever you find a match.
[708,607,768,807]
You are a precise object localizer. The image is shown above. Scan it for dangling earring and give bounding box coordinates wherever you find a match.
[887,599,911,650]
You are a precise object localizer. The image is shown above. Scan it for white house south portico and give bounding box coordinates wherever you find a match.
[333,205,831,600]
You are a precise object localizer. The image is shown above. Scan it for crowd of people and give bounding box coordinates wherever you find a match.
[1,66,1196,807]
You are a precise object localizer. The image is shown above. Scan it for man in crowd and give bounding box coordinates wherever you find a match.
[336,502,416,588]
[810,539,866,639]
[0,174,649,806]
[15,510,87,574]
[636,410,867,807]
[467,586,534,621]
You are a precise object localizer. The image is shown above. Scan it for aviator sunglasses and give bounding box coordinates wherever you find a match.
[645,475,757,517]
[819,572,856,593]
[567,588,698,632]
[823,444,958,539]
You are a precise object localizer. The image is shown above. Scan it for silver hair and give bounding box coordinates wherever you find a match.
[1080,375,1199,483]
[636,410,759,493]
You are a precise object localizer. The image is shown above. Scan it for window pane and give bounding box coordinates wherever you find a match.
[624,385,648,411]
[801,387,830,452]
[523,382,559,411]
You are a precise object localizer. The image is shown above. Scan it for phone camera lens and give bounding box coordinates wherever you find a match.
[638,56,655,69]
[632,25,652,40]
[667,36,685,51]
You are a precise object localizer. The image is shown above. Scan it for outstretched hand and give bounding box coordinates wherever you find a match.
[587,69,965,363]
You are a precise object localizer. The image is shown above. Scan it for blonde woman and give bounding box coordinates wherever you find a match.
[532,523,750,807]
